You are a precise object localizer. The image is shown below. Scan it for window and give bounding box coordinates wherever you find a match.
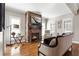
[42,22,45,36]
[9,16,21,36]
[47,19,56,34]
[64,18,72,33]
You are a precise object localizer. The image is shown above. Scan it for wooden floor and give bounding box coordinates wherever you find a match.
[64,43,79,56]
[5,42,39,56]
[72,43,79,56]
[5,42,79,56]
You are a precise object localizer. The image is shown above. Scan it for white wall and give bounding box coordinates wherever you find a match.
[5,8,25,44]
[72,14,79,42]
[0,32,2,42]
[0,32,3,55]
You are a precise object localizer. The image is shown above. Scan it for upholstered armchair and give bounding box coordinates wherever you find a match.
[39,34,73,56]
[39,37,58,56]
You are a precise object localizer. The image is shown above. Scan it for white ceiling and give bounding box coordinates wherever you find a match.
[6,3,72,18]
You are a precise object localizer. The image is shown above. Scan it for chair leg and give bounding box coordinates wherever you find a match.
[38,51,46,56]
[38,51,39,56]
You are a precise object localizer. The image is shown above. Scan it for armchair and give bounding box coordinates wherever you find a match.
[39,37,58,56]
[39,34,72,56]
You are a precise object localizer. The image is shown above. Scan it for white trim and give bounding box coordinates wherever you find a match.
[72,41,79,44]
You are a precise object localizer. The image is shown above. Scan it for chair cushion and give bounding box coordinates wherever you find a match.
[49,39,56,46]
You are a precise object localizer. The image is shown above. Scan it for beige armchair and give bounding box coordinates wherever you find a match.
[39,34,73,56]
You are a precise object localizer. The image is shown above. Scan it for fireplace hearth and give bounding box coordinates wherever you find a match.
[31,33,40,42]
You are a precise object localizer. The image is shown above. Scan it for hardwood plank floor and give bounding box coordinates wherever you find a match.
[72,43,79,56]
[5,42,39,56]
[5,42,79,56]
